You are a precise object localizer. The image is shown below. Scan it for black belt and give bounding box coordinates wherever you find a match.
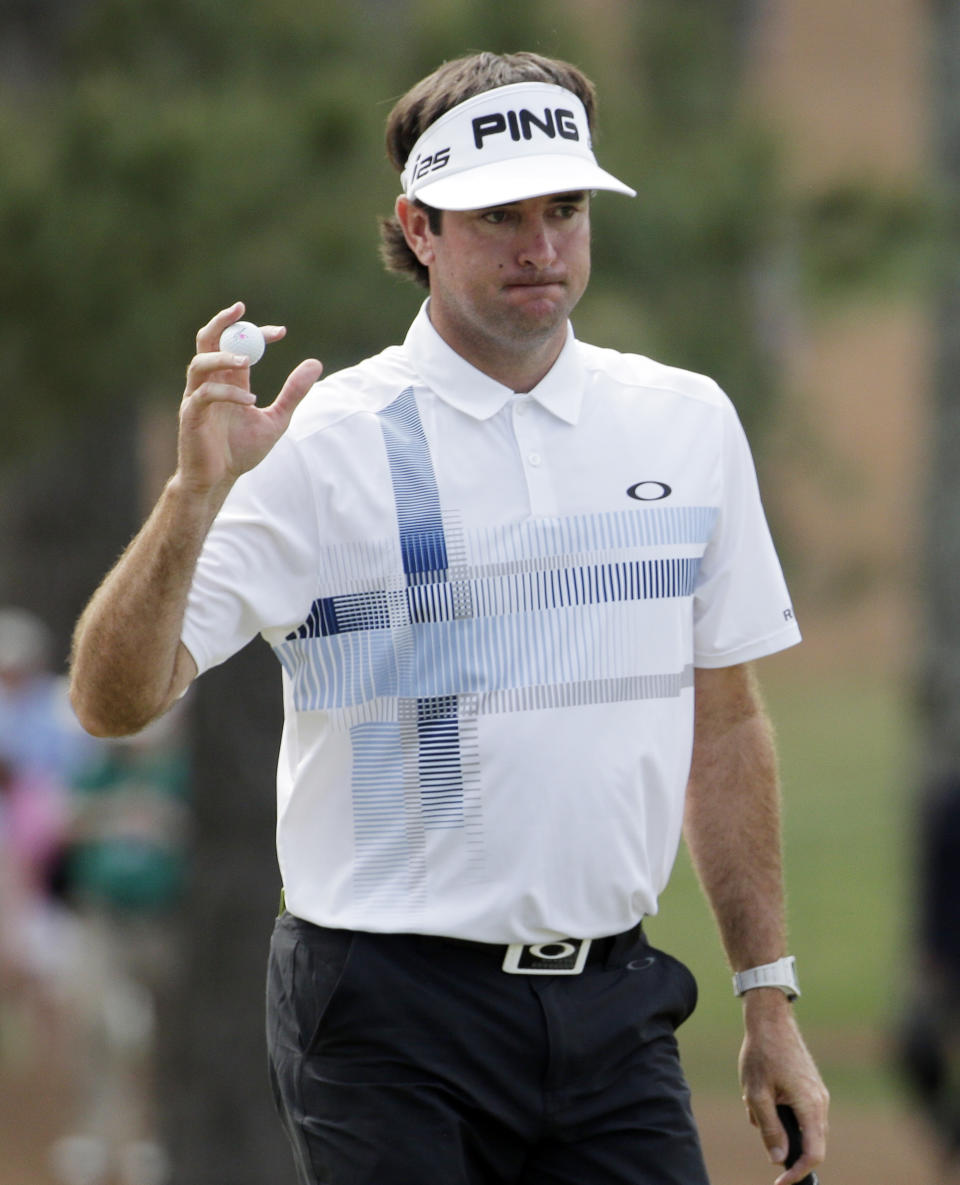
[277,894,644,977]
[425,924,644,976]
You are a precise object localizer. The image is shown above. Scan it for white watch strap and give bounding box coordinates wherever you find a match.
[732,956,800,1001]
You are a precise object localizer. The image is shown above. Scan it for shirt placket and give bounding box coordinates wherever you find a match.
[511,395,556,517]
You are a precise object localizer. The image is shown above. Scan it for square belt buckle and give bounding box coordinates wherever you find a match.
[502,938,591,975]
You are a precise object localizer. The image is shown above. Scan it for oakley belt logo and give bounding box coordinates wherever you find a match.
[627,481,672,501]
[502,938,591,975]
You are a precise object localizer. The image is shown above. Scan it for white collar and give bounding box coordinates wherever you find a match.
[403,300,585,424]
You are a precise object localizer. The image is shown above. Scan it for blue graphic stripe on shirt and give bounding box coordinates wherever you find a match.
[302,505,717,609]
[350,719,425,906]
[286,558,701,640]
[348,698,484,910]
[275,628,398,707]
[417,696,464,829]
[378,386,448,584]
[275,601,692,712]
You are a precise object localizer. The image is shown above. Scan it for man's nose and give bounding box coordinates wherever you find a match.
[517,220,559,269]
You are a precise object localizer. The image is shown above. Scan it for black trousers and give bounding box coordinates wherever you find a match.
[266,913,711,1185]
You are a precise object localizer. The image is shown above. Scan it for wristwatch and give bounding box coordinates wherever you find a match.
[732,956,800,1001]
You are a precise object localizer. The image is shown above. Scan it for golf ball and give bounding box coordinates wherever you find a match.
[219,321,266,365]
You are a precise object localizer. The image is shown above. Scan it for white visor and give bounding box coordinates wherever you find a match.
[400,81,636,211]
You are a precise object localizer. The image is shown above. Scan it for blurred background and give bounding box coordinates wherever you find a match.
[1,0,957,1182]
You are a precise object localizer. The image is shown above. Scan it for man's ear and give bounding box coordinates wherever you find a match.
[395,196,436,268]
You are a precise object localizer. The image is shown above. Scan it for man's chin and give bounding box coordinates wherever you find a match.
[500,289,570,330]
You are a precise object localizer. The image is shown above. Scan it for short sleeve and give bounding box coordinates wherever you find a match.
[693,397,801,667]
[180,435,320,675]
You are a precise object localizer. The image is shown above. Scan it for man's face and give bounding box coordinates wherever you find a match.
[402,191,592,383]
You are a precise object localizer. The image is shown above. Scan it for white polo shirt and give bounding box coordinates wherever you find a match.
[182,301,800,944]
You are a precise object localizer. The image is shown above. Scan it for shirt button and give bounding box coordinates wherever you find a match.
[527,451,542,467]
[514,399,529,416]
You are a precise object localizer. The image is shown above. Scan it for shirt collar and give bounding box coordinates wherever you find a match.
[403,300,585,425]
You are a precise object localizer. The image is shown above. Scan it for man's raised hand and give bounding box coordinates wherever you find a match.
[178,301,323,497]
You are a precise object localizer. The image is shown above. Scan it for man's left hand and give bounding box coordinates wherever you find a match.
[738,989,829,1185]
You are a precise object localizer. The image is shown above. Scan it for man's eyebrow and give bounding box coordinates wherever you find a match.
[478,191,590,214]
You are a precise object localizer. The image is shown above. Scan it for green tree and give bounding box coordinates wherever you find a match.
[0,0,789,460]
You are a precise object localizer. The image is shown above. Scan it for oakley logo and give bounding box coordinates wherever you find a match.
[472,107,580,149]
[529,942,578,960]
[627,481,672,502]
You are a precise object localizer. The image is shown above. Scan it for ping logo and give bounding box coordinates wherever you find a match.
[627,481,673,502]
[408,146,451,182]
[472,107,580,149]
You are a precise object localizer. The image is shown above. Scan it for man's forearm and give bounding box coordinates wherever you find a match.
[683,664,787,972]
[684,665,828,1182]
[70,303,322,739]
[69,474,224,737]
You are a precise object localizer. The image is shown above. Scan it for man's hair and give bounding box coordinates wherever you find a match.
[378,51,597,290]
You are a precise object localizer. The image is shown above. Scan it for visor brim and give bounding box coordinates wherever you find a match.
[411,155,636,211]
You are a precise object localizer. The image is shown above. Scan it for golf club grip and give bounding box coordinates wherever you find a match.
[776,1104,819,1185]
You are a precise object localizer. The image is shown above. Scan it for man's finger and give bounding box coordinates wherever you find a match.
[773,1104,817,1185]
[186,381,256,409]
[184,351,253,399]
[265,359,324,428]
[747,1094,787,1165]
[196,301,245,352]
[776,1159,819,1185]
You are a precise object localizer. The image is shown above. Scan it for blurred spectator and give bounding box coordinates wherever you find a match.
[0,607,90,1058]
[0,606,94,785]
[0,604,190,1184]
[50,705,191,1185]
[0,755,75,1050]
[896,775,960,1182]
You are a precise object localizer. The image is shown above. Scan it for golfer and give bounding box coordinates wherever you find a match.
[70,50,828,1185]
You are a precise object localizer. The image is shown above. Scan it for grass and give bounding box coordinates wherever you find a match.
[644,668,916,1104]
